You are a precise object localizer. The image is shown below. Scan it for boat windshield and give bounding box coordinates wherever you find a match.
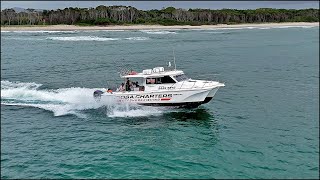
[174,74,189,82]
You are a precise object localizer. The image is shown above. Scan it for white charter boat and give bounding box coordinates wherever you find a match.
[94,66,225,108]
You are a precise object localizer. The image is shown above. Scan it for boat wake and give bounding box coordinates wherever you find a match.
[1,80,164,118]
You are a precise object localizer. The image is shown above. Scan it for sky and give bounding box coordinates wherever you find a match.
[1,1,319,10]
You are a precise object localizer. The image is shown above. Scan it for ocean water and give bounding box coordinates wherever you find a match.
[1,26,319,179]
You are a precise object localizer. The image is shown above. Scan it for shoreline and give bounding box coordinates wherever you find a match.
[1,22,318,31]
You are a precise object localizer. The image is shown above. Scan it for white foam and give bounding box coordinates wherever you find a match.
[3,103,88,118]
[2,30,77,34]
[258,25,317,29]
[258,27,272,29]
[2,37,45,41]
[46,36,149,41]
[203,31,228,34]
[140,30,177,34]
[46,36,120,41]
[301,26,316,28]
[210,27,246,30]
[106,103,164,118]
[1,80,165,118]
[189,25,318,31]
[125,37,149,40]
[1,30,128,33]
[81,30,126,32]
[1,80,42,89]
[1,81,104,116]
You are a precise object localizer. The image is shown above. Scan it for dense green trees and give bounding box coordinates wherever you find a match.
[1,5,319,26]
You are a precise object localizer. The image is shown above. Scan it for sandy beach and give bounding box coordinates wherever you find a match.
[1,22,318,31]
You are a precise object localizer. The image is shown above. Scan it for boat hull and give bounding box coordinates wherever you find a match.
[138,97,213,108]
[98,86,221,108]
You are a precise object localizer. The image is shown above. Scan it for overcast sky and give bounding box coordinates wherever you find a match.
[1,1,319,10]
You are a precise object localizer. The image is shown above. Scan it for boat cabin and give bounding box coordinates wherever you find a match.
[119,67,189,92]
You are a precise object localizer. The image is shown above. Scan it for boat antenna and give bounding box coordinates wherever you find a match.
[173,48,176,71]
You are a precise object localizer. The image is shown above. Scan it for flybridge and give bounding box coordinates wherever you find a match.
[120,67,184,78]
[143,67,165,74]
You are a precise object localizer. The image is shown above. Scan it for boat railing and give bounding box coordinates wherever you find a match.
[178,81,210,90]
[201,81,209,88]
[179,81,186,89]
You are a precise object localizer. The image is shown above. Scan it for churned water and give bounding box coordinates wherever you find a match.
[1,26,319,179]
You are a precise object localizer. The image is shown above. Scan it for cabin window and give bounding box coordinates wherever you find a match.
[161,76,176,83]
[146,78,156,84]
[174,74,189,82]
[146,76,176,84]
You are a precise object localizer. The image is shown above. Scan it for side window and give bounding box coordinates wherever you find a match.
[146,76,176,84]
[174,74,189,82]
[156,78,162,84]
[161,76,176,84]
[146,78,156,84]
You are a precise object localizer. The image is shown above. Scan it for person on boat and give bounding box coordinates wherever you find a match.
[128,70,137,75]
[125,78,131,91]
[131,82,135,91]
[132,81,140,91]
[117,83,125,91]
[107,88,113,94]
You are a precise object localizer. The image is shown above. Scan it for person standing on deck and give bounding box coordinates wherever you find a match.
[125,78,131,91]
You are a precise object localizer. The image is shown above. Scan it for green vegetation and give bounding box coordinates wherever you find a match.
[1,6,319,26]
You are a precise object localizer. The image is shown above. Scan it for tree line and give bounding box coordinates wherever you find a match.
[1,5,319,26]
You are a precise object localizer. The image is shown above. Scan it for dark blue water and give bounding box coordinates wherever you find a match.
[1,26,319,178]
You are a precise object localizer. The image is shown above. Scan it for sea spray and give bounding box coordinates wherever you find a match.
[1,81,104,117]
[1,80,165,118]
[105,102,164,118]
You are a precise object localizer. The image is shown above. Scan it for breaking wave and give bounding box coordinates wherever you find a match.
[81,30,126,32]
[140,30,177,34]
[1,25,317,34]
[46,36,121,41]
[1,80,163,118]
[2,37,45,41]
[273,25,315,29]
[206,25,318,30]
[125,37,149,40]
[202,31,230,34]
[46,36,149,41]
[1,30,78,34]
[1,30,128,33]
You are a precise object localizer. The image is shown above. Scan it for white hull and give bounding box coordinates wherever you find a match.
[99,86,222,108]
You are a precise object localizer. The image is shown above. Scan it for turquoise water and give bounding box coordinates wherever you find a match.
[1,26,319,179]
